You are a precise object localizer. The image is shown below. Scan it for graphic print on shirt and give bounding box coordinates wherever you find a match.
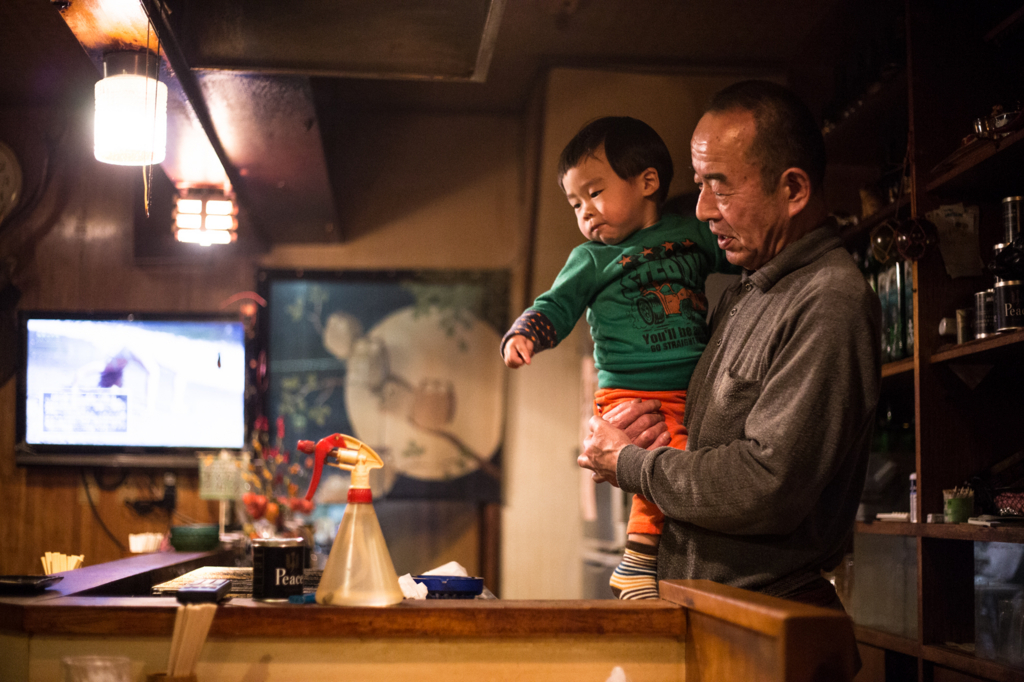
[618,239,709,353]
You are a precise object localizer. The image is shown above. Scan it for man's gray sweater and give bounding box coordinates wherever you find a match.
[616,224,882,598]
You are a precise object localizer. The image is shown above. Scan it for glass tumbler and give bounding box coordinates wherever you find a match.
[61,656,131,682]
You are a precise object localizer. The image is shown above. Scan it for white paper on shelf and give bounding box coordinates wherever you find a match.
[422,561,469,577]
[926,204,984,279]
[398,574,429,599]
[876,512,910,522]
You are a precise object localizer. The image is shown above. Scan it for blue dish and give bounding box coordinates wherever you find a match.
[411,575,484,599]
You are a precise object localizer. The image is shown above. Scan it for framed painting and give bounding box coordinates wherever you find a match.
[257,269,508,502]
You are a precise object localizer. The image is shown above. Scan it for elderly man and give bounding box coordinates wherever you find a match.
[579,80,881,608]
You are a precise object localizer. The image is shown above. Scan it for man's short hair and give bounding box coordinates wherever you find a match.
[558,116,674,206]
[706,80,826,195]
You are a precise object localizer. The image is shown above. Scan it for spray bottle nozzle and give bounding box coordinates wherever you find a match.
[302,433,384,502]
[309,434,402,606]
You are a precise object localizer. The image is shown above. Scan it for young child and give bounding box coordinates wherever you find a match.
[501,116,735,600]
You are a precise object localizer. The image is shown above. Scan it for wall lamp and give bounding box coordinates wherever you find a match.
[173,188,238,246]
[94,50,168,166]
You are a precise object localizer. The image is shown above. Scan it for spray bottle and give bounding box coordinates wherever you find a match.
[299,433,404,606]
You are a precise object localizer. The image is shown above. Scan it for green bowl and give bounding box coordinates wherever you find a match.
[169,524,220,552]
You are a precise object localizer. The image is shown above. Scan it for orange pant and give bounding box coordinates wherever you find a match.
[594,388,688,536]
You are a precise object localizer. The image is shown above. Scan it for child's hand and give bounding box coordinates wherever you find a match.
[503,335,534,368]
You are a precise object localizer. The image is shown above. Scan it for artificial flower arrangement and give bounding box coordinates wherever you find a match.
[240,416,316,537]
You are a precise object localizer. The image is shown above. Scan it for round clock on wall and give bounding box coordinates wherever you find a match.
[0,141,23,227]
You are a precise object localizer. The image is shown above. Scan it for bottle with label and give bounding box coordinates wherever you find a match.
[909,472,918,523]
[903,259,914,356]
[877,265,891,362]
[889,260,905,361]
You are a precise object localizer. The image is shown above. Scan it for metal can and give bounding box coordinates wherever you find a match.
[994,280,1024,332]
[975,289,996,339]
[955,308,971,344]
[1003,196,1023,244]
[252,537,307,601]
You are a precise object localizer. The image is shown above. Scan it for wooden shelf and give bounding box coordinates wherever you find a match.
[854,625,920,658]
[921,644,1024,682]
[840,196,912,244]
[984,4,1024,44]
[882,356,914,378]
[856,521,917,536]
[926,125,1024,198]
[921,523,1024,543]
[930,329,1024,365]
[1,554,688,639]
[798,4,1024,679]
[857,626,1024,681]
[856,521,1024,543]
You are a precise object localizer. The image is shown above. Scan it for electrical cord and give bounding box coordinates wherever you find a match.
[81,470,128,552]
[125,471,180,523]
[92,469,129,492]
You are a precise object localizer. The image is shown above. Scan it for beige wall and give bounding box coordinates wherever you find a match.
[261,113,528,273]
[501,68,765,598]
[259,112,529,582]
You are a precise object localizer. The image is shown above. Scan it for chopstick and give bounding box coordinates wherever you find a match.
[166,605,186,675]
[167,603,217,677]
[41,552,84,575]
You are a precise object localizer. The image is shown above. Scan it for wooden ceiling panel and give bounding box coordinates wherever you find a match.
[2,0,847,245]
[60,0,152,53]
[166,0,504,81]
[196,72,338,242]
[0,0,97,106]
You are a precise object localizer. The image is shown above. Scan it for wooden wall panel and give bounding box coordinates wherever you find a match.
[0,104,255,575]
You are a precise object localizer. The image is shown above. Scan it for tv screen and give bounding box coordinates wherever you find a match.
[16,312,247,468]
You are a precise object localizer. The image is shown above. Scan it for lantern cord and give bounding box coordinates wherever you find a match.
[142,21,161,218]
[144,23,151,217]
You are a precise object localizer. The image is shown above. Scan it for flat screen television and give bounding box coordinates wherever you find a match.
[16,311,248,468]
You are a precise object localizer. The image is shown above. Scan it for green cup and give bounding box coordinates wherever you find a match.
[943,491,973,524]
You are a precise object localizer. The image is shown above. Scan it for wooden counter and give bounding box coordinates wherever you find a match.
[0,553,858,682]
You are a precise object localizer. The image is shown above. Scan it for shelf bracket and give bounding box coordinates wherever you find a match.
[946,361,994,390]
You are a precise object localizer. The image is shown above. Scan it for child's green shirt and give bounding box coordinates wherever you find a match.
[510,213,736,390]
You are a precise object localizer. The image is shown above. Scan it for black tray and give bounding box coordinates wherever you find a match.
[0,575,63,595]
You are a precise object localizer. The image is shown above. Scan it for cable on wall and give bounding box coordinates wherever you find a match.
[81,470,128,552]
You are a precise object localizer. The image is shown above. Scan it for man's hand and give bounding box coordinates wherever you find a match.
[579,416,633,487]
[579,400,671,486]
[602,399,670,449]
[502,335,534,368]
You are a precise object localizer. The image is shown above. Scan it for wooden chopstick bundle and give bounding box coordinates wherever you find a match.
[167,603,217,677]
[41,552,84,574]
[166,605,186,676]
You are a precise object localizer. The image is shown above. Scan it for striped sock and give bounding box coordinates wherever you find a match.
[609,541,659,600]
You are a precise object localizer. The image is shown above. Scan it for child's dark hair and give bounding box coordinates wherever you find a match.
[557,116,673,206]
